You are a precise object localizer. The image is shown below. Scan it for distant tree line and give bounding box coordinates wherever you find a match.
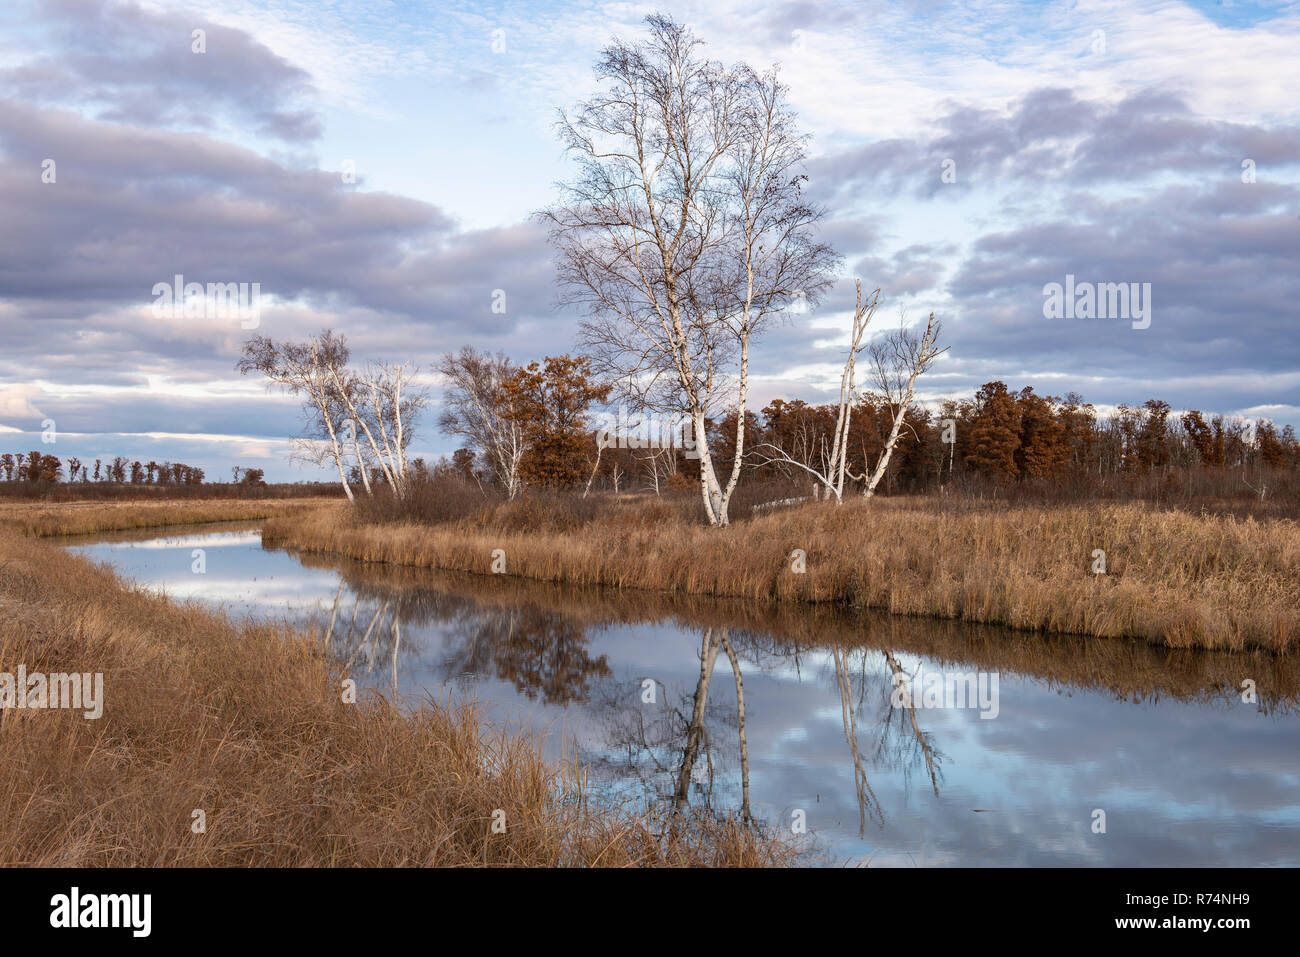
[434,354,1299,503]
[742,384,1298,497]
[0,452,207,485]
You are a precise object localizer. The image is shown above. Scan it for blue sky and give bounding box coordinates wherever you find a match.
[1,0,1297,480]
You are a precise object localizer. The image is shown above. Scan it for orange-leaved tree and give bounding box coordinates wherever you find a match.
[502,355,611,489]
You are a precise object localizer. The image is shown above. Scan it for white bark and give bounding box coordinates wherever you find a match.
[754,283,878,502]
[857,310,947,498]
[543,17,838,526]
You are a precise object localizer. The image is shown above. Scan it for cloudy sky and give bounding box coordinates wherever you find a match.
[1,0,1297,480]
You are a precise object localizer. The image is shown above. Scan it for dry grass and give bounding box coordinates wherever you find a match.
[0,481,342,504]
[265,496,1300,652]
[0,498,322,538]
[0,527,800,866]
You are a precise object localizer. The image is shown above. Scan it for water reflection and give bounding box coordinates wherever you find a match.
[68,523,1300,866]
[314,570,614,706]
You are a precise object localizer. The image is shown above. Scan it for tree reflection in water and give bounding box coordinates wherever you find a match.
[319,578,611,705]
[293,550,1297,855]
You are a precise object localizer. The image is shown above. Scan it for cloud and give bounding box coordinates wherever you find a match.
[811,88,1300,200]
[1,0,322,141]
[0,383,45,423]
[0,97,570,371]
[945,178,1300,383]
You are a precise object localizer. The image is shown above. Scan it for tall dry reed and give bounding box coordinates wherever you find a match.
[0,498,321,537]
[264,497,1300,651]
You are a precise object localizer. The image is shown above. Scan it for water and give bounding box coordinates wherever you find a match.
[69,523,1300,866]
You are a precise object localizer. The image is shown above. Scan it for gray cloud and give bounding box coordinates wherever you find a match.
[946,179,1300,391]
[812,87,1300,199]
[2,0,322,141]
[0,98,570,369]
[853,242,954,297]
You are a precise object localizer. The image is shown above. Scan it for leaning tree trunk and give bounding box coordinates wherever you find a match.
[865,401,910,497]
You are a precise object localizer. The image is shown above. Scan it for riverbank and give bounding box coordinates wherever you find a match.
[296,554,1299,711]
[0,525,797,865]
[0,497,322,537]
[264,497,1299,652]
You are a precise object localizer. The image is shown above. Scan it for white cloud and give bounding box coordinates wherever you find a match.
[0,383,44,423]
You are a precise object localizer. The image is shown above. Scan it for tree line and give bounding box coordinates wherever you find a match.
[0,452,208,485]
[443,375,1299,501]
[746,384,1298,498]
[237,319,1298,504]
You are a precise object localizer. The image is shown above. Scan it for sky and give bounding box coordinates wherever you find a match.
[0,0,1297,481]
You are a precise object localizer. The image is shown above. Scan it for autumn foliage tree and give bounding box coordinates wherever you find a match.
[1014,387,1068,479]
[1181,410,1217,466]
[963,382,1021,481]
[503,355,611,489]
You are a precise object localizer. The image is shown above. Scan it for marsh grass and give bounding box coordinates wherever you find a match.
[0,480,342,503]
[0,528,801,866]
[265,496,1300,652]
[0,498,322,537]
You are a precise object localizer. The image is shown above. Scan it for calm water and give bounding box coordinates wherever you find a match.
[69,522,1300,866]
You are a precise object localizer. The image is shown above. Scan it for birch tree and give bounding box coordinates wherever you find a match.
[436,348,528,499]
[330,360,425,497]
[237,330,357,502]
[541,14,838,526]
[754,282,878,502]
[855,311,947,497]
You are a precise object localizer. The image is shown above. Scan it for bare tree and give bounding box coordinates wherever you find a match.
[755,282,879,502]
[855,310,947,497]
[436,348,527,499]
[238,330,356,502]
[367,362,423,488]
[583,429,609,498]
[716,629,751,824]
[330,360,425,497]
[240,332,424,499]
[541,14,838,526]
[882,651,941,796]
[639,444,678,495]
